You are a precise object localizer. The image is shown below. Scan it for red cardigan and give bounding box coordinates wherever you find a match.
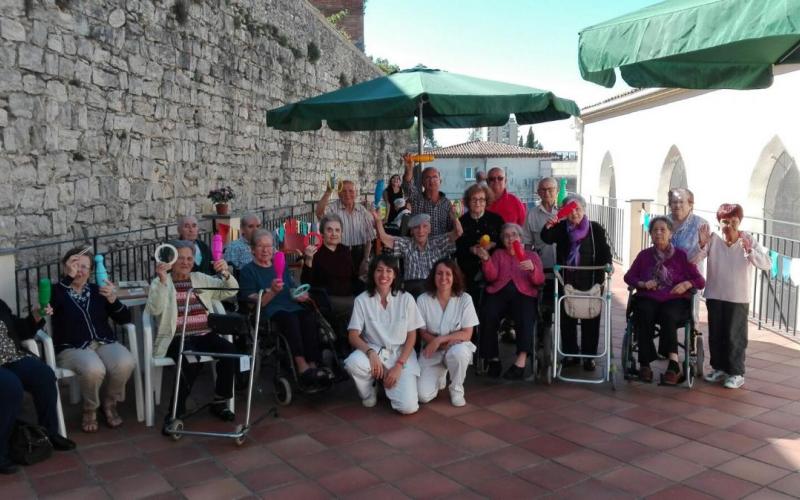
[482,248,545,298]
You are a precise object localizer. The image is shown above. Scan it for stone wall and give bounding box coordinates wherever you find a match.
[0,0,409,250]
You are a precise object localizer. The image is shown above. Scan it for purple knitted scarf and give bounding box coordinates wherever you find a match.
[566,216,590,266]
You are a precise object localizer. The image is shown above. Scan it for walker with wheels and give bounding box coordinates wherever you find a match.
[552,265,616,389]
[163,288,266,446]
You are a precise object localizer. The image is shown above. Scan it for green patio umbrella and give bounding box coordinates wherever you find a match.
[267,66,580,154]
[579,0,800,90]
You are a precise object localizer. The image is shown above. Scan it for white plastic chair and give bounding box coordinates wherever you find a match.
[142,300,235,427]
[28,322,143,437]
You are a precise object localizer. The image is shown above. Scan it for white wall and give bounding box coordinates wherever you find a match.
[582,68,800,229]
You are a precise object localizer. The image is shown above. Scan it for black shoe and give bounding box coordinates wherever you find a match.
[49,434,76,451]
[583,359,596,371]
[0,459,19,475]
[209,401,235,422]
[503,365,525,380]
[487,359,502,378]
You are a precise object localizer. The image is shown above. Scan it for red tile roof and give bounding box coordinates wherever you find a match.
[426,141,560,159]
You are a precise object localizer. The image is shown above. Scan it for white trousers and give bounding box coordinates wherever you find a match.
[417,342,475,403]
[344,349,419,415]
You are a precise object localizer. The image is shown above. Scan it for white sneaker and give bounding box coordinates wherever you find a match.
[724,375,745,389]
[704,369,727,383]
[362,390,377,407]
[449,387,466,407]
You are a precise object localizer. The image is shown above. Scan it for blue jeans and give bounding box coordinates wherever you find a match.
[0,356,59,462]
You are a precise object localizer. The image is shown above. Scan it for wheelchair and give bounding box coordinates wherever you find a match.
[242,287,344,407]
[620,287,704,388]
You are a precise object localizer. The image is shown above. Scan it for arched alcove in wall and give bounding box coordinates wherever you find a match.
[656,145,687,205]
[597,151,616,207]
[763,152,800,242]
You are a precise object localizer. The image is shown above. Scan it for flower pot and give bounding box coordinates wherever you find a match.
[215,203,229,215]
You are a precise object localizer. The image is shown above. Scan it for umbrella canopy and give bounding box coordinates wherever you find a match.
[579,0,800,90]
[266,66,580,132]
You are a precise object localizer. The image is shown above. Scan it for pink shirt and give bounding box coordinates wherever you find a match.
[488,190,526,225]
[482,248,545,297]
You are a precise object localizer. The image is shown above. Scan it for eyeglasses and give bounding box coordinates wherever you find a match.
[539,187,556,193]
[487,176,504,182]
[470,197,486,203]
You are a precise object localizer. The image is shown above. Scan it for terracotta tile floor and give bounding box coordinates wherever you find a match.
[4,267,800,499]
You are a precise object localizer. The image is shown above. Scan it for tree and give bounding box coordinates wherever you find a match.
[468,127,484,142]
[409,122,439,149]
[369,55,399,75]
[525,127,543,150]
[518,135,523,147]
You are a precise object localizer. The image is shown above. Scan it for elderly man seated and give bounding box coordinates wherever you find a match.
[316,179,375,275]
[373,209,462,298]
[224,213,262,271]
[177,215,213,275]
[145,240,239,423]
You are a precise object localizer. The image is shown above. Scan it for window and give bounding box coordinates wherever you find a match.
[464,167,475,180]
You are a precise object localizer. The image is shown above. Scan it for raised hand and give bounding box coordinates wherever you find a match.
[740,231,753,253]
[155,262,171,284]
[698,223,711,248]
[98,279,118,303]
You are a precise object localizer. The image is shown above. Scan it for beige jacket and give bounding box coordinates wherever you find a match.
[145,272,238,357]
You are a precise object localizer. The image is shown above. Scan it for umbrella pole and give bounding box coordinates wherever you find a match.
[415,100,424,186]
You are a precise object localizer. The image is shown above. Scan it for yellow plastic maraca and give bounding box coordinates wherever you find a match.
[479,234,491,248]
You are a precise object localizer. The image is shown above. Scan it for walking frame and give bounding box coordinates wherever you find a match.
[164,288,266,446]
[552,265,617,389]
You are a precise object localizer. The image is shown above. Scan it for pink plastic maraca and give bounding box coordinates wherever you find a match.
[211,234,224,262]
[273,251,286,284]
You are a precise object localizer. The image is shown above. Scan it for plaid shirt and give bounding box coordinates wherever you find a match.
[224,237,253,270]
[394,234,456,281]
[325,199,376,247]
[403,180,453,235]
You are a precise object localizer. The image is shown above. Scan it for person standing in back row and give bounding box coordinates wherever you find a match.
[403,156,453,236]
[486,167,526,225]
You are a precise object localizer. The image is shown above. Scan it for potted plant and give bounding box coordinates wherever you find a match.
[208,186,235,215]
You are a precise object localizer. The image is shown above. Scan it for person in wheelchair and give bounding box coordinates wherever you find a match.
[301,214,357,330]
[624,216,705,384]
[146,240,239,422]
[475,223,544,380]
[344,254,424,414]
[416,258,479,407]
[239,230,331,388]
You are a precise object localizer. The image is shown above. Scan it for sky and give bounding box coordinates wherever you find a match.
[363,0,656,151]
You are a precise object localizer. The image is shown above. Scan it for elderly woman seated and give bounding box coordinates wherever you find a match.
[373,210,463,298]
[345,254,424,414]
[301,214,357,323]
[475,223,545,379]
[145,240,239,422]
[624,216,705,384]
[416,258,479,407]
[239,230,331,387]
[0,299,75,474]
[52,247,136,433]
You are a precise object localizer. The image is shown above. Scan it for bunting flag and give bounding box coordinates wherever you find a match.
[782,256,792,280]
[769,250,780,279]
[791,258,800,286]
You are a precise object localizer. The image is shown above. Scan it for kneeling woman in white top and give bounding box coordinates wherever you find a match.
[416,258,479,407]
[345,254,425,414]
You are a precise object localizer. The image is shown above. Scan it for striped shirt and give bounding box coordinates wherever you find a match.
[403,180,453,235]
[324,199,376,247]
[394,234,456,281]
[174,279,209,336]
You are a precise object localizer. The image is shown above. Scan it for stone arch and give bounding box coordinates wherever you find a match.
[764,152,800,242]
[746,136,792,228]
[597,151,616,206]
[656,145,687,205]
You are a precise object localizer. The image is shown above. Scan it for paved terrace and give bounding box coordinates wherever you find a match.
[3,267,800,499]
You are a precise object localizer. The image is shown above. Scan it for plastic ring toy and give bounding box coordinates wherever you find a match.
[304,232,323,249]
[154,244,178,266]
[291,283,311,298]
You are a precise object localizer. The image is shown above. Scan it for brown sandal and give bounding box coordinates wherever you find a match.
[82,410,98,433]
[102,402,123,429]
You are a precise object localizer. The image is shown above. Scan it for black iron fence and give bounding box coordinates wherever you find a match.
[14,204,314,316]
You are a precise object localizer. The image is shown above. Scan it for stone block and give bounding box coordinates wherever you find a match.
[73,59,92,83]
[20,188,44,211]
[0,68,22,92]
[30,20,47,47]
[0,17,25,41]
[92,67,118,88]
[47,33,63,53]
[46,80,68,102]
[18,45,44,72]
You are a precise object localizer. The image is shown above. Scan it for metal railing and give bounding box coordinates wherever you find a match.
[587,197,624,263]
[14,204,314,316]
[639,203,799,336]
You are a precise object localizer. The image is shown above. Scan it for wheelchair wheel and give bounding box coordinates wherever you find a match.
[274,377,292,406]
[621,329,634,380]
[693,334,705,377]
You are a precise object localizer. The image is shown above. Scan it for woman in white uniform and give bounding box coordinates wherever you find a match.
[345,254,425,414]
[416,258,479,407]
